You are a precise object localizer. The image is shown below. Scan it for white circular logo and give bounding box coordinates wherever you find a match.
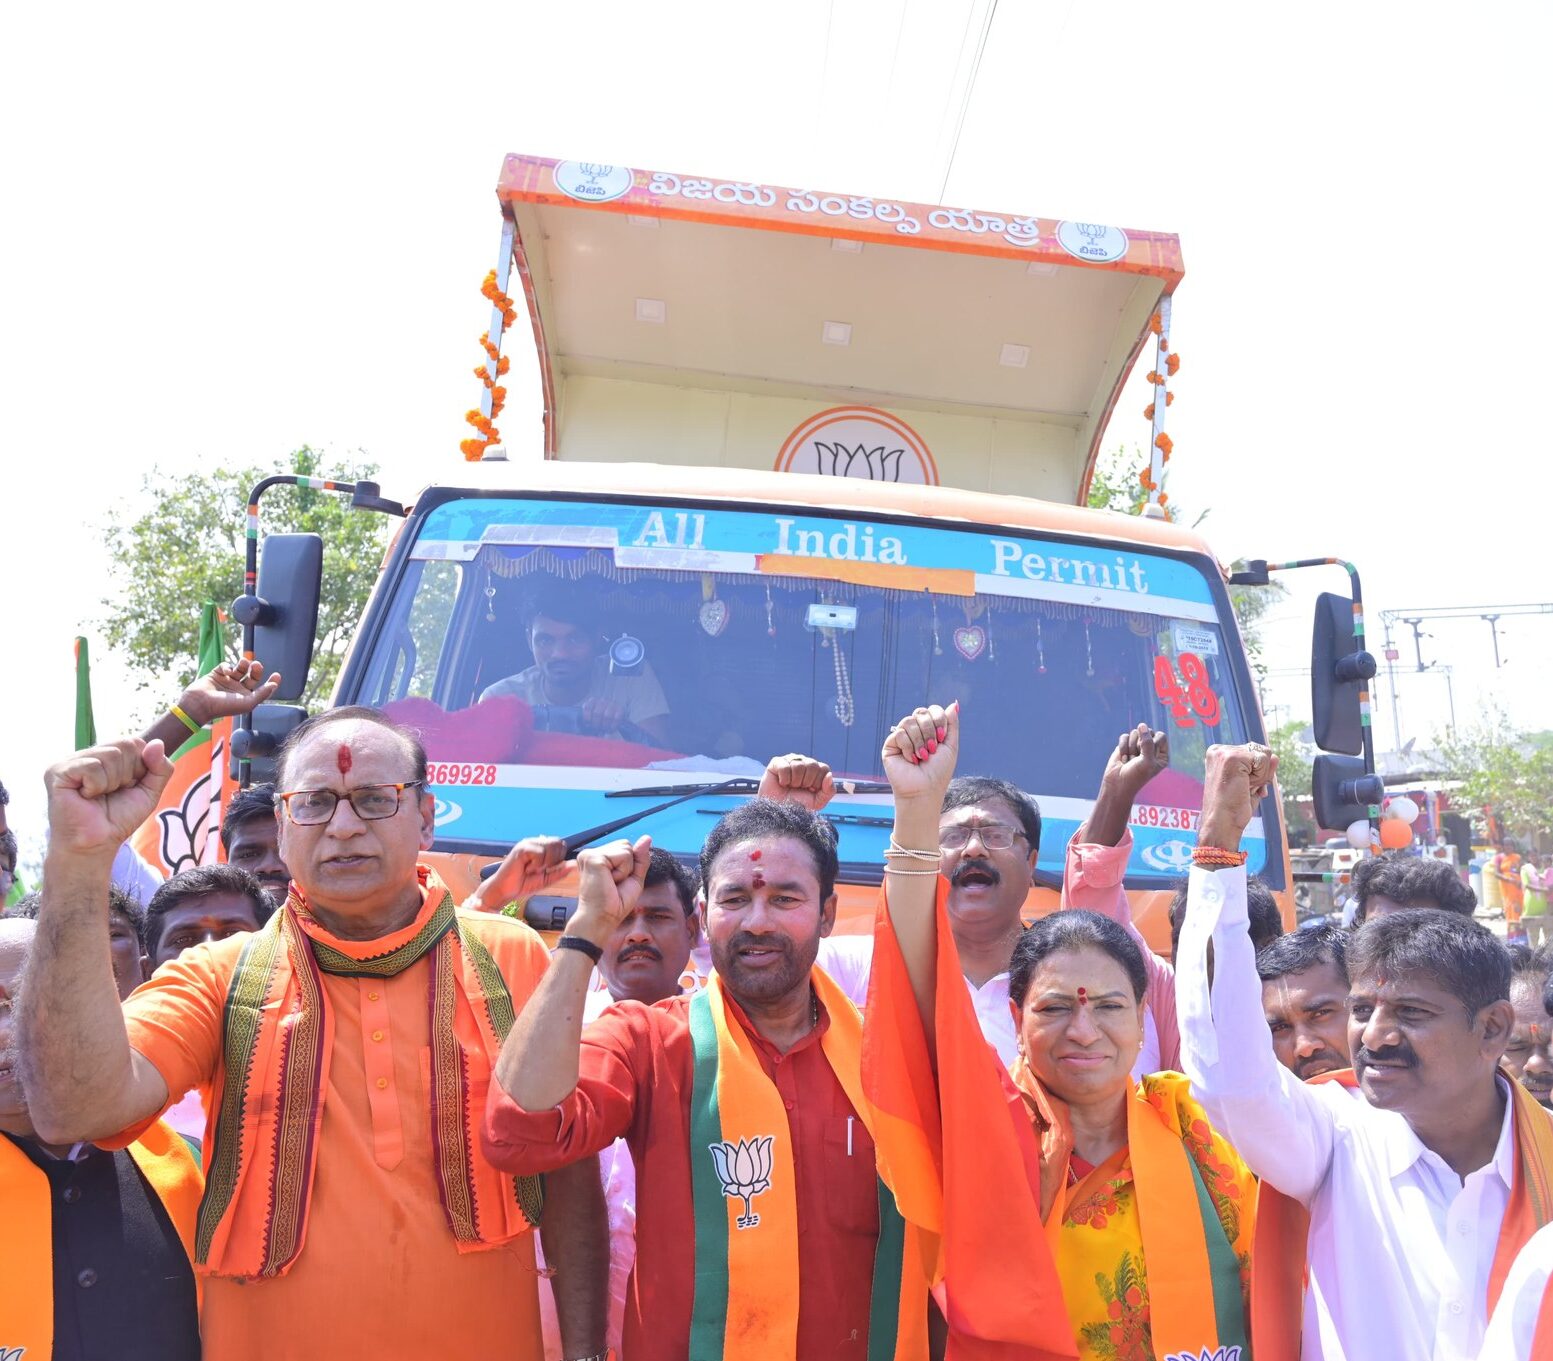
[433,798,463,828]
[776,406,938,485]
[552,161,635,204]
[1056,220,1129,265]
[1141,838,1194,873]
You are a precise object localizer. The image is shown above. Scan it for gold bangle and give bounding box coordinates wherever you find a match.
[884,866,941,876]
[170,704,204,735]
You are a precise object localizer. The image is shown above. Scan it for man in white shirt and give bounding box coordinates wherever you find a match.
[1178,742,1553,1361]
[480,589,670,745]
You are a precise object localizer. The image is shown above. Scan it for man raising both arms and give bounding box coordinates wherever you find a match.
[1178,742,1553,1361]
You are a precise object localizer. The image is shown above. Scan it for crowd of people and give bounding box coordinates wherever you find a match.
[3,663,1553,1360]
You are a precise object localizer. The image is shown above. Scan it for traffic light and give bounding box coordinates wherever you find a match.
[1311,592,1377,755]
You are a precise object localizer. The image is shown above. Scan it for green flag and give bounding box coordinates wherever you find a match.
[74,636,96,749]
[173,602,225,759]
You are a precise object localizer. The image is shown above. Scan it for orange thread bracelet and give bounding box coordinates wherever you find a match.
[1192,846,1248,868]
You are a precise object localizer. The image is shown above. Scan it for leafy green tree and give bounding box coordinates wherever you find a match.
[1267,718,1316,842]
[1438,706,1553,844]
[102,447,389,716]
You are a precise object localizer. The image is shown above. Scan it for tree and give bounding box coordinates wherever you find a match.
[1438,706,1553,845]
[102,447,389,716]
[1267,718,1316,843]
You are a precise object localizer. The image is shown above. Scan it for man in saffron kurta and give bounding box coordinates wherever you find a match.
[18,711,607,1361]
[483,797,927,1361]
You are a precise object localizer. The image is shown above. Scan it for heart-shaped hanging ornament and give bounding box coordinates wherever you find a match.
[699,598,730,637]
[953,625,986,661]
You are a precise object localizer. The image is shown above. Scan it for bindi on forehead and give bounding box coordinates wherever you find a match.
[337,744,353,776]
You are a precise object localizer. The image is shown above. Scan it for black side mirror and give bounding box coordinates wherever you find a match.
[1312,753,1385,831]
[231,533,323,703]
[1311,591,1377,755]
[230,703,308,783]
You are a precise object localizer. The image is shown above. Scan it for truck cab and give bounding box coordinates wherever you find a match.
[253,155,1289,951]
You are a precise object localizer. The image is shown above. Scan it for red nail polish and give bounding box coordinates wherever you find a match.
[917,746,929,760]
[927,740,938,754]
[936,727,946,741]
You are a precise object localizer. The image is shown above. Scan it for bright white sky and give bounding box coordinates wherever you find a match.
[4,1,1550,870]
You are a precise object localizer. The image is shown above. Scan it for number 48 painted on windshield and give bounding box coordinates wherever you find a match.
[1153,652,1221,727]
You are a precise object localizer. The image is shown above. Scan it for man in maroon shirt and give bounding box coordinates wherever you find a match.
[483,798,902,1361]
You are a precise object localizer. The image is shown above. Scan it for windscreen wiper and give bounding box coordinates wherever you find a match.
[607,776,891,799]
[696,808,894,829]
[606,779,761,799]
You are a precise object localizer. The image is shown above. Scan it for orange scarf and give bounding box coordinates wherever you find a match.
[1251,1069,1553,1361]
[194,867,541,1279]
[0,1120,202,1359]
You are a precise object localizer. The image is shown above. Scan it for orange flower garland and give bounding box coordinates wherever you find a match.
[460,273,520,461]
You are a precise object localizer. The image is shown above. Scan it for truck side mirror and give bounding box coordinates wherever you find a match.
[231,533,323,703]
[1312,753,1385,831]
[1311,591,1376,755]
[230,703,308,784]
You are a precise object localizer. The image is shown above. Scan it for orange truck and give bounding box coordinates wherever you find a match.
[232,154,1376,951]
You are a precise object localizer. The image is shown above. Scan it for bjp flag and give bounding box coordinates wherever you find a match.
[129,603,238,877]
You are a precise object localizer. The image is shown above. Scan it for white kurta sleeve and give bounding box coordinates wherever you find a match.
[1177,864,1339,1205]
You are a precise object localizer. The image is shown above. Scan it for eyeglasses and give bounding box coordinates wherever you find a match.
[940,823,1023,851]
[279,782,424,826]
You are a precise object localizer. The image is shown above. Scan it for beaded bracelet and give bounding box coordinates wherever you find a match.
[1192,846,1248,868]
[884,838,941,863]
[884,866,942,876]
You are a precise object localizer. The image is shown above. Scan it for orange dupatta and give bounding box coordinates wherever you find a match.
[194,868,542,1279]
[1251,1069,1553,1361]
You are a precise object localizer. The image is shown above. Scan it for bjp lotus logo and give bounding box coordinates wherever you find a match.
[709,1136,774,1229]
[1164,1348,1242,1361]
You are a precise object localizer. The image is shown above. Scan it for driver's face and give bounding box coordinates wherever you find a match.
[529,614,596,685]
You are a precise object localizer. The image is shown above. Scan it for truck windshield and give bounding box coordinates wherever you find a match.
[352,495,1276,885]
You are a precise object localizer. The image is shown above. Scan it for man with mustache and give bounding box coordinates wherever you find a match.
[1256,922,1352,1081]
[1179,742,1553,1361]
[1500,946,1553,1109]
[483,797,929,1360]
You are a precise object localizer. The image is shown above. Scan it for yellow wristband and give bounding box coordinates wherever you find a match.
[170,703,204,735]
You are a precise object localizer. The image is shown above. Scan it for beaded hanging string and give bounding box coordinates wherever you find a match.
[930,593,943,656]
[1035,617,1047,675]
[831,631,855,727]
[765,582,777,638]
[1084,615,1095,677]
[459,272,516,461]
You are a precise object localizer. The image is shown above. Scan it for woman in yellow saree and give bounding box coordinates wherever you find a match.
[864,702,1256,1361]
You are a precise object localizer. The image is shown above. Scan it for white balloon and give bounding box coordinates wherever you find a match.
[1346,819,1372,849]
[1386,796,1420,825]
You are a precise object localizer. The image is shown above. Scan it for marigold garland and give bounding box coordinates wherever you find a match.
[1154,432,1174,460]
[1142,392,1175,421]
[1166,352,1180,376]
[460,276,520,460]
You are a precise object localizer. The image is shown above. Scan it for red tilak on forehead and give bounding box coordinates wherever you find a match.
[752,874,766,889]
[1076,987,1089,1006]
[749,849,762,861]
[336,744,353,775]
